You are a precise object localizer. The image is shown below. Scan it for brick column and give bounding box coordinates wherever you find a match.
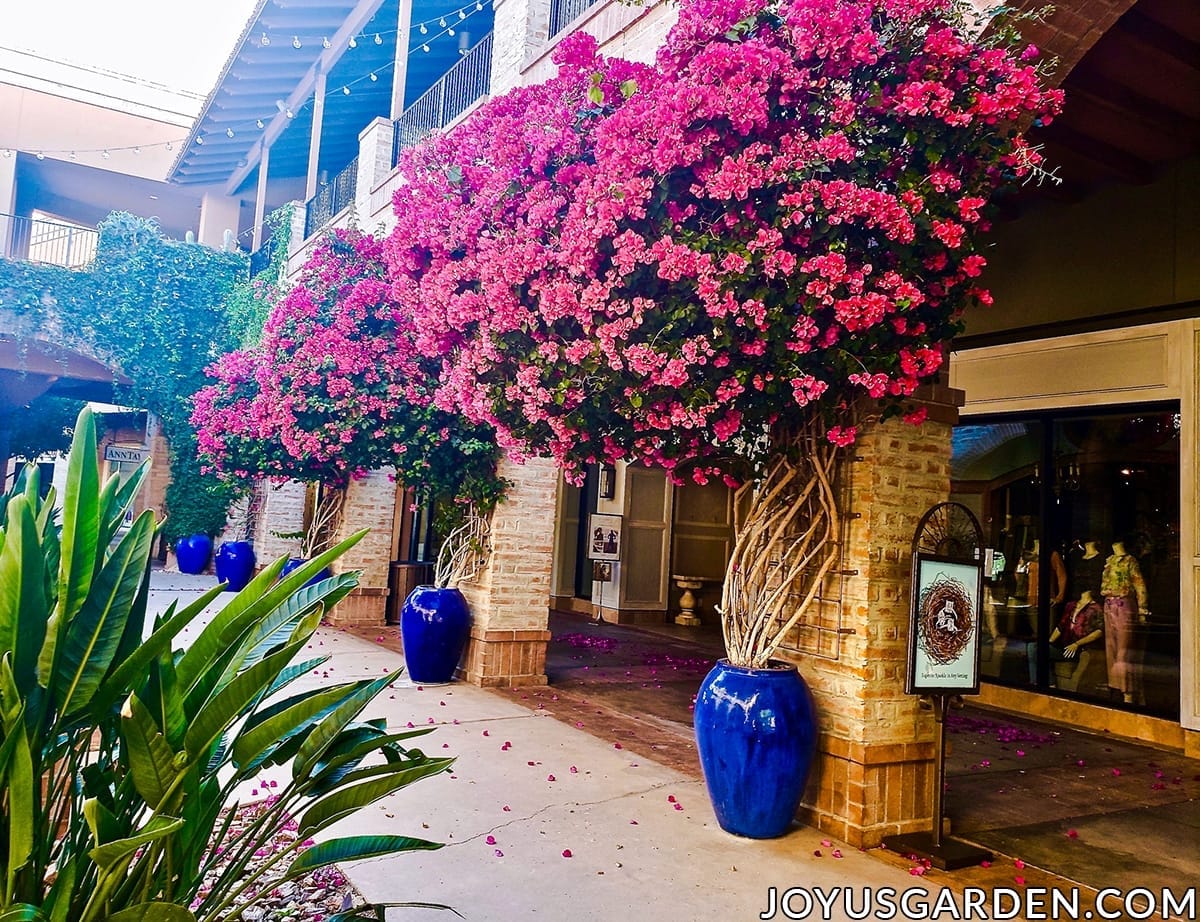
[356,117,396,219]
[791,389,962,847]
[458,457,557,686]
[490,0,551,95]
[326,469,399,627]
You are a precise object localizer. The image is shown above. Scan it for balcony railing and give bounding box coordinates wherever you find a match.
[0,213,98,269]
[392,32,494,165]
[549,0,600,38]
[303,157,359,239]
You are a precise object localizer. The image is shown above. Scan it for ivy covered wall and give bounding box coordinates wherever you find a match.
[0,213,252,539]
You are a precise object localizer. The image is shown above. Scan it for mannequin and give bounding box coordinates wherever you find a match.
[1100,541,1149,703]
[1027,589,1103,685]
[1071,539,1104,600]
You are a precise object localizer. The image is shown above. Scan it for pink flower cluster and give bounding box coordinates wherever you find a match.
[375,0,1060,481]
[192,230,500,510]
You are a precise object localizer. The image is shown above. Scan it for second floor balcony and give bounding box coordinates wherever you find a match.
[393,32,494,164]
[0,213,98,270]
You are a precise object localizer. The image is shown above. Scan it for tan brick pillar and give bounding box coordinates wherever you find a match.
[792,387,962,847]
[326,469,398,627]
[458,457,557,686]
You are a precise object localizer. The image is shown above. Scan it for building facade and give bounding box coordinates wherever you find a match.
[178,0,1199,845]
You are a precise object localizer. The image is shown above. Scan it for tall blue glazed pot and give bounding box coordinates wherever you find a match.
[215,540,256,592]
[694,659,817,838]
[174,534,212,575]
[400,586,471,684]
[280,557,333,587]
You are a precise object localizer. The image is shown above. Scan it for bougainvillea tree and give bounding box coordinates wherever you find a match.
[193,229,503,555]
[385,0,1059,666]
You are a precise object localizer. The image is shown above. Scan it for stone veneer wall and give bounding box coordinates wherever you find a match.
[457,457,558,686]
[786,395,959,847]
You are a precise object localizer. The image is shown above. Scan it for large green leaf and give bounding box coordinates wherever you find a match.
[175,530,365,697]
[0,496,48,691]
[98,461,150,551]
[284,835,441,880]
[43,854,77,922]
[54,510,156,718]
[120,693,179,809]
[89,583,224,720]
[328,903,461,922]
[55,408,99,630]
[232,680,366,770]
[265,655,330,697]
[5,721,34,896]
[183,636,308,760]
[89,815,184,870]
[298,758,453,838]
[107,904,196,922]
[0,905,49,922]
[293,671,400,779]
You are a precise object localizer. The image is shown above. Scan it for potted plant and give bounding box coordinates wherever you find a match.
[376,0,1059,837]
[400,512,491,683]
[0,408,449,920]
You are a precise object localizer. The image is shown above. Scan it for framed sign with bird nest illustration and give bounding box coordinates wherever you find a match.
[905,554,983,694]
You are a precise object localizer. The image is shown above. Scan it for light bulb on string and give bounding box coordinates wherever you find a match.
[476,2,483,10]
[349,36,357,48]
[322,36,331,48]
[286,108,294,119]
[133,146,141,155]
[166,141,173,151]
[69,151,77,160]
[343,86,351,95]
[439,17,447,27]
[36,151,45,160]
[374,32,383,44]
[260,32,270,46]
[256,118,265,129]
[458,9,467,19]
[448,27,455,36]
[422,43,430,52]
[226,127,235,138]
[369,72,378,81]
[420,23,428,33]
[292,35,302,49]
[1,149,10,158]
[103,148,112,156]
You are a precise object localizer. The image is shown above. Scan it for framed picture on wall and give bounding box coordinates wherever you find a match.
[587,513,623,562]
[905,554,983,695]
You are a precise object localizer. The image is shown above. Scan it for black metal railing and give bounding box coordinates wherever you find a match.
[248,236,276,277]
[303,157,359,239]
[0,213,98,268]
[549,0,600,38]
[392,32,494,165]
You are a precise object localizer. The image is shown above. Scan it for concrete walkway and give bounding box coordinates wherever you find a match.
[152,573,1198,921]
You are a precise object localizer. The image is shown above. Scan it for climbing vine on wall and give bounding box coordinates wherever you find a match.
[0,212,248,540]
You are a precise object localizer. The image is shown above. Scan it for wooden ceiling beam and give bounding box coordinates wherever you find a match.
[1041,124,1155,185]
[1113,9,1200,77]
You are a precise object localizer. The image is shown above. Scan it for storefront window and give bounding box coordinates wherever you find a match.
[950,406,1180,719]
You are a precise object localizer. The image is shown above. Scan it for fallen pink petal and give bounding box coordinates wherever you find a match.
[562,849,573,858]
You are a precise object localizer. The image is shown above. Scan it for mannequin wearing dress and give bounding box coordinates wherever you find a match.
[1100,541,1149,703]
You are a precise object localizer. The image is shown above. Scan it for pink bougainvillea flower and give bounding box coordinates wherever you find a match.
[832,849,843,859]
[486,835,496,845]
[562,849,573,858]
[1015,877,1026,886]
[1014,859,1026,869]
[1066,829,1078,839]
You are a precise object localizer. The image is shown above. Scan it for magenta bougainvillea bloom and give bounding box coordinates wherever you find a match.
[379,0,1059,482]
[193,229,505,518]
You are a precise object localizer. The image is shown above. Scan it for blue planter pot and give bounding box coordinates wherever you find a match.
[214,541,256,592]
[174,534,212,575]
[281,557,333,587]
[693,659,817,838]
[400,586,471,684]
